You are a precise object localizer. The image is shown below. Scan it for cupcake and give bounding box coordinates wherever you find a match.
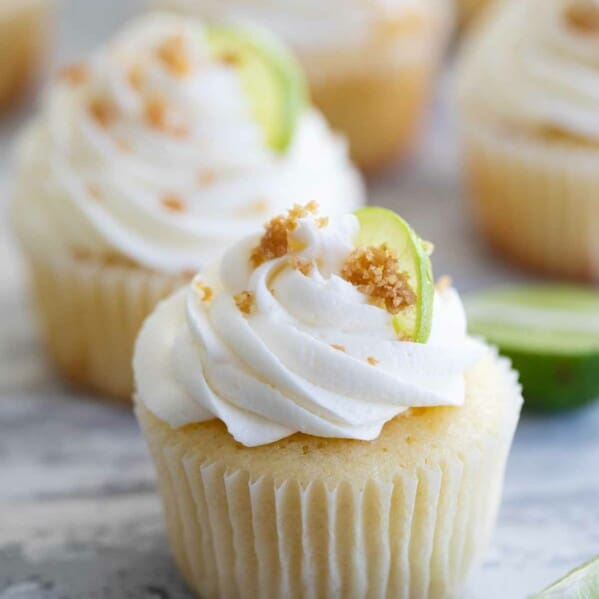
[134,204,523,598]
[456,0,599,280]
[0,0,52,109]
[11,13,364,401]
[155,0,453,171]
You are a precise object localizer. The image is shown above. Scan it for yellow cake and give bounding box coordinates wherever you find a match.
[134,205,523,598]
[0,0,52,109]
[456,0,599,280]
[10,13,364,401]
[155,0,453,171]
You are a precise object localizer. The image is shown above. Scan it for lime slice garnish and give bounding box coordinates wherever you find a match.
[530,555,599,599]
[206,25,307,153]
[354,207,434,343]
[466,285,599,411]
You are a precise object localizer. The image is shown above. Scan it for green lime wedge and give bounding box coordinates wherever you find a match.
[354,207,434,343]
[206,25,307,153]
[530,555,599,599]
[466,285,599,412]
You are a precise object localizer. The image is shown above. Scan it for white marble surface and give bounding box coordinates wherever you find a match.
[1,1,599,598]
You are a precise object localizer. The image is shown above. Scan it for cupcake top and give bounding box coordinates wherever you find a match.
[134,204,485,447]
[457,0,599,142]
[12,13,363,272]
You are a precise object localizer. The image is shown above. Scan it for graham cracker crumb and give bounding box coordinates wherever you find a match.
[292,258,313,276]
[250,202,318,268]
[157,34,191,76]
[331,344,346,352]
[161,194,186,212]
[367,356,379,366]
[128,64,145,90]
[219,51,242,66]
[234,291,255,315]
[59,62,88,84]
[89,98,115,127]
[435,275,452,293]
[144,94,167,129]
[566,4,599,33]
[198,170,215,185]
[316,216,329,229]
[340,245,416,314]
[194,281,213,302]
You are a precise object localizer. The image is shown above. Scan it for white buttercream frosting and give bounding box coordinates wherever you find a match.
[11,13,364,272]
[134,211,486,447]
[457,0,599,141]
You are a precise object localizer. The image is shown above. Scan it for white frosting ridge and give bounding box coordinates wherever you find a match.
[134,212,486,447]
[458,0,599,140]
[11,13,364,272]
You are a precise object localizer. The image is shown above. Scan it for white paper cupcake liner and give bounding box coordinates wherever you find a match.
[462,120,599,280]
[24,249,189,400]
[136,353,522,598]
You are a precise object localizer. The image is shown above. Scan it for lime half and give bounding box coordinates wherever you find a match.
[466,285,599,411]
[206,25,307,153]
[530,556,599,599]
[354,207,434,343]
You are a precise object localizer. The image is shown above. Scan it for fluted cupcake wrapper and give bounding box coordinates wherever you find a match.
[462,121,599,280]
[136,354,521,599]
[24,250,188,400]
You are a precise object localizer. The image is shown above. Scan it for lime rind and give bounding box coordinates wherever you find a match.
[530,555,599,599]
[206,24,307,153]
[353,207,434,343]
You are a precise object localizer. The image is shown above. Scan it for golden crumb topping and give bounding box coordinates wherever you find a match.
[291,258,313,276]
[128,64,145,90]
[59,62,88,85]
[367,356,379,366]
[331,344,346,352]
[144,94,189,137]
[566,4,599,33]
[194,281,213,302]
[89,99,115,127]
[435,275,452,293]
[161,194,186,212]
[316,216,329,229]
[340,245,416,315]
[157,35,191,76]
[234,291,255,315]
[250,202,319,268]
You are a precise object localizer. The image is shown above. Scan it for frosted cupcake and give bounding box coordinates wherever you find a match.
[457,0,599,280]
[0,0,52,108]
[11,13,364,400]
[155,0,453,170]
[134,204,523,598]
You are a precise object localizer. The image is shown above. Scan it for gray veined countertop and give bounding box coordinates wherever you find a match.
[1,2,599,598]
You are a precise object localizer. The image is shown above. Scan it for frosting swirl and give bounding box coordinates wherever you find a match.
[12,13,364,272]
[457,0,599,141]
[134,209,485,447]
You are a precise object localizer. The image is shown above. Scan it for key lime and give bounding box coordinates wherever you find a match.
[353,207,434,343]
[206,25,307,153]
[466,285,599,412]
[530,555,599,599]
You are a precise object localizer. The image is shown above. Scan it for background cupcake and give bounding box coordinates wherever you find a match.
[10,13,364,400]
[0,0,53,109]
[134,205,523,598]
[457,0,599,280]
[155,0,453,171]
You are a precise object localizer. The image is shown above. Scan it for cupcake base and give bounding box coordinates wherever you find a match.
[0,0,51,109]
[25,250,188,401]
[462,121,599,280]
[310,64,433,173]
[136,351,522,598]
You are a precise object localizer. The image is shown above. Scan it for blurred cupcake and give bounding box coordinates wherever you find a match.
[156,0,453,171]
[134,204,523,598]
[0,0,52,109]
[457,0,599,280]
[11,13,364,401]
